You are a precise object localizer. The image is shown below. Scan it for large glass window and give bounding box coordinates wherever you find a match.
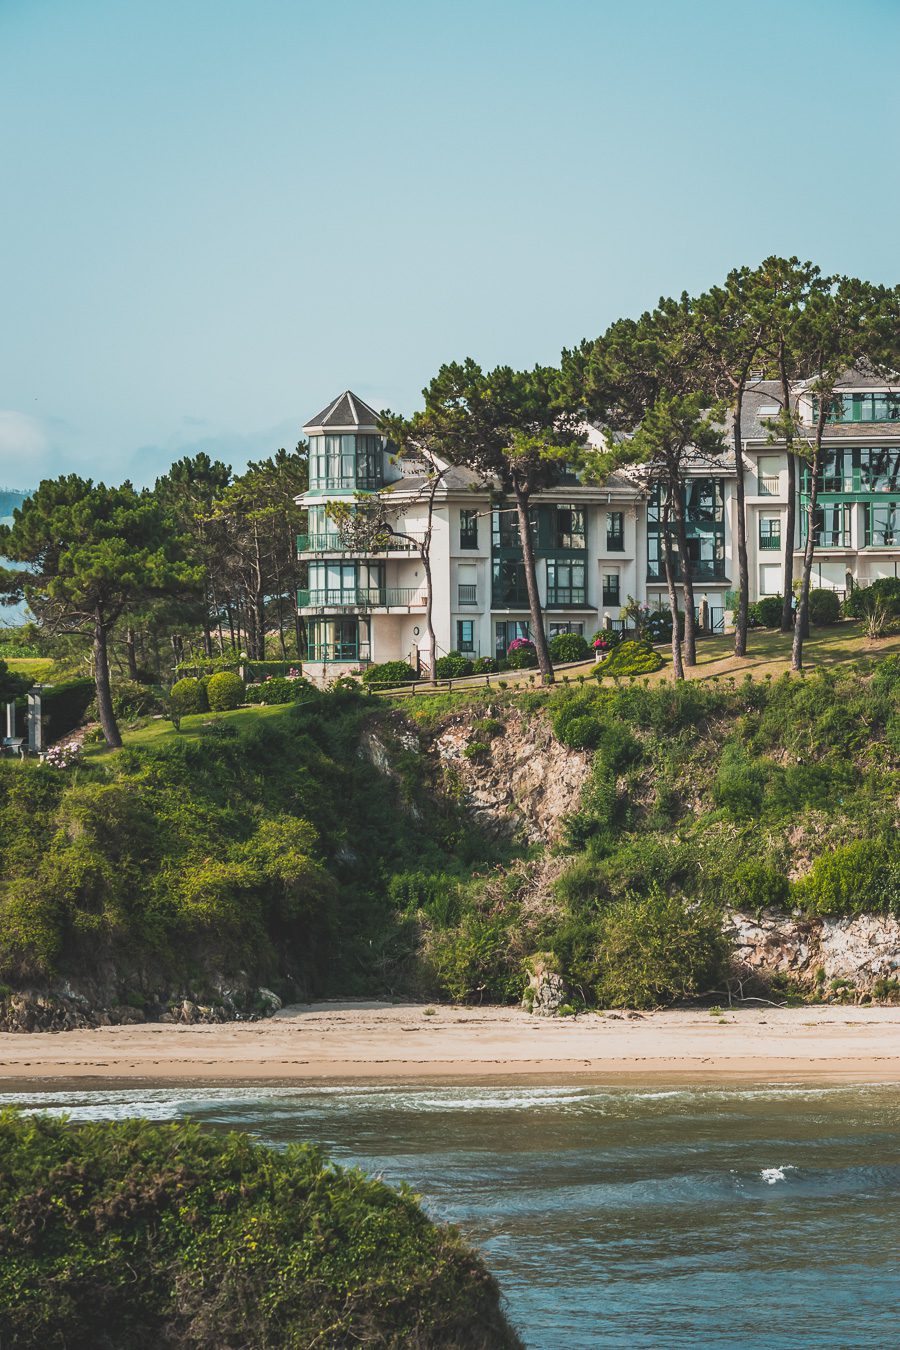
[800,503,851,548]
[552,505,585,550]
[547,558,586,605]
[307,434,384,490]
[460,509,479,548]
[492,508,522,549]
[492,558,529,605]
[865,502,900,547]
[606,511,624,551]
[647,479,726,581]
[305,562,385,606]
[306,617,370,663]
[602,573,620,605]
[858,448,900,493]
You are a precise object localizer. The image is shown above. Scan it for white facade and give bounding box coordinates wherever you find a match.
[296,380,900,678]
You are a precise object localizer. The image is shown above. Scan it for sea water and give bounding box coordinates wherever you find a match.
[3,1080,899,1349]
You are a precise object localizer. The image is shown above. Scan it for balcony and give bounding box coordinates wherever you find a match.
[758,475,781,495]
[299,587,426,610]
[297,532,425,555]
[458,584,478,606]
[808,532,852,549]
[759,534,782,550]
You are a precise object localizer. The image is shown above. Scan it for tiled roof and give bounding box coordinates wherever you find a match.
[304,390,381,431]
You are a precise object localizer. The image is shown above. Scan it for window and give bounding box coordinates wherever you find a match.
[553,505,585,550]
[759,518,781,550]
[602,573,620,606]
[306,561,384,606]
[307,434,384,490]
[495,620,530,657]
[306,617,370,663]
[492,558,529,605]
[492,508,522,549]
[646,479,726,581]
[801,503,851,548]
[460,509,479,548]
[815,393,900,423]
[865,502,900,547]
[549,622,583,637]
[606,512,624,551]
[457,620,475,653]
[547,558,586,605]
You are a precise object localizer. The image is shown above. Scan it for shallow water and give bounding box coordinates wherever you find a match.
[3,1080,899,1349]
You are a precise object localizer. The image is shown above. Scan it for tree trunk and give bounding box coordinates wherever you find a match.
[94,613,122,749]
[125,624,139,681]
[661,496,684,681]
[422,547,437,682]
[514,487,554,684]
[732,383,750,656]
[779,354,798,633]
[792,430,825,672]
[671,477,697,665]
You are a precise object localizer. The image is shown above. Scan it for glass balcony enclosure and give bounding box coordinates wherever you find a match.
[813,393,900,424]
[646,478,726,582]
[865,502,900,547]
[802,448,900,495]
[306,617,370,663]
[547,558,586,606]
[308,434,386,491]
[799,503,852,548]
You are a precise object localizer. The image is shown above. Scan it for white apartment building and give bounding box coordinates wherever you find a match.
[296,378,900,678]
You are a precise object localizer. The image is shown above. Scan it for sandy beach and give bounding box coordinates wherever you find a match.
[0,1002,899,1087]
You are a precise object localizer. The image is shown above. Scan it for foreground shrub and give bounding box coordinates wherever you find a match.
[169,677,209,715]
[594,891,728,1008]
[601,639,664,676]
[249,675,314,705]
[0,1113,521,1350]
[755,595,784,628]
[548,632,589,662]
[808,588,841,625]
[505,638,537,669]
[472,655,498,674]
[360,660,418,686]
[435,651,473,678]
[206,670,245,711]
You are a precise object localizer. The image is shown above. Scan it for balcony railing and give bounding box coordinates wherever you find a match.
[865,532,899,548]
[298,587,426,609]
[602,588,620,606]
[758,475,781,495]
[458,584,478,605]
[759,534,782,550]
[647,560,726,582]
[806,532,852,549]
[605,535,625,552]
[297,532,425,554]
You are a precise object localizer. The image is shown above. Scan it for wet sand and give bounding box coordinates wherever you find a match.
[1,1002,899,1087]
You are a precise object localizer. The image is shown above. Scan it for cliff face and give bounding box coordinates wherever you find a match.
[727,909,900,1000]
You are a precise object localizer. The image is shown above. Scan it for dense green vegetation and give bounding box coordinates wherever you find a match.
[0,1111,520,1349]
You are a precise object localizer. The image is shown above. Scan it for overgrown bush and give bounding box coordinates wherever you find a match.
[548,632,589,662]
[248,675,314,705]
[593,891,728,1008]
[600,640,664,676]
[0,1113,520,1350]
[428,913,520,1003]
[793,839,900,916]
[435,651,473,678]
[206,671,245,711]
[808,588,841,625]
[108,680,165,721]
[169,677,209,715]
[360,660,418,686]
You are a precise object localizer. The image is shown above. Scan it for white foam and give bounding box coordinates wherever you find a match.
[760,1165,797,1185]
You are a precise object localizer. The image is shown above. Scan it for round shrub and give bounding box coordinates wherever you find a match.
[808,588,841,625]
[755,595,784,628]
[206,670,245,711]
[435,651,473,678]
[0,1113,521,1350]
[472,656,498,674]
[169,677,208,715]
[601,640,664,676]
[560,713,604,751]
[505,638,537,669]
[548,632,589,662]
[360,660,418,687]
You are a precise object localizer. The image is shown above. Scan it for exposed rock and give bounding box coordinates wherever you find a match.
[524,956,567,1016]
[725,908,900,998]
[257,986,282,1014]
[431,707,589,843]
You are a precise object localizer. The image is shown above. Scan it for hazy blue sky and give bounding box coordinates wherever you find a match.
[2,0,898,487]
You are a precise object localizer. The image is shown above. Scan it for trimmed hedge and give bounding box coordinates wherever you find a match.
[548,632,589,662]
[0,1113,521,1350]
[206,671,245,711]
[754,595,784,628]
[360,660,418,687]
[435,652,473,678]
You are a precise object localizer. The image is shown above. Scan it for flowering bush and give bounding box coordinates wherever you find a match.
[45,742,82,769]
[506,638,537,669]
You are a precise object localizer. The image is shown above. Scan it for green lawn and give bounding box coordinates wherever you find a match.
[4,657,56,681]
[82,702,294,757]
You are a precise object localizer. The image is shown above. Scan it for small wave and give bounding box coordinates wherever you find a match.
[760,1165,797,1185]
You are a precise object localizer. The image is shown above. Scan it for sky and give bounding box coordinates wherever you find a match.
[1,0,898,489]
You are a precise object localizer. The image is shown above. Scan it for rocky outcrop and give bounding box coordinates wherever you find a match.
[523,957,567,1015]
[726,909,900,999]
[0,985,286,1033]
[430,707,589,843]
